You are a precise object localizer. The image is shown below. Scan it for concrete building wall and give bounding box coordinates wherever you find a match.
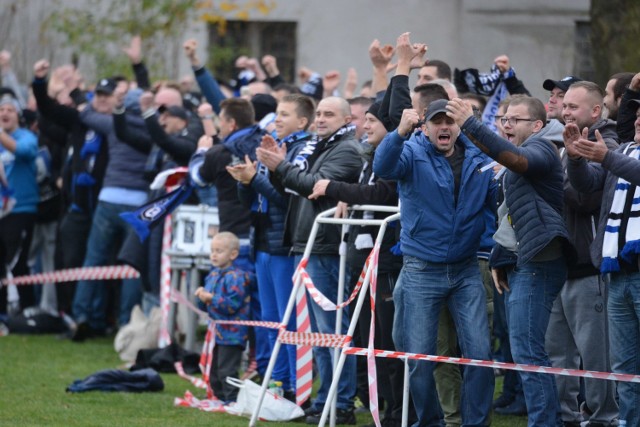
[1,0,590,101]
[238,0,590,100]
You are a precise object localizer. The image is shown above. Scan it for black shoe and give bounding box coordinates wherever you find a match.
[71,322,91,342]
[563,422,581,427]
[304,405,321,417]
[495,399,527,416]
[492,393,514,409]
[306,408,356,425]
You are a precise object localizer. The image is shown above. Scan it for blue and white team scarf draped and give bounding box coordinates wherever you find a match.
[286,124,356,196]
[251,130,309,213]
[601,144,640,273]
[120,168,193,242]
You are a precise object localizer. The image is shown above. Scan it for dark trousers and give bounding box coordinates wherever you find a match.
[0,213,36,315]
[211,344,243,402]
[55,211,92,315]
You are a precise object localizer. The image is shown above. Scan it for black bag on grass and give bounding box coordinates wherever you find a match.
[131,343,200,374]
[6,307,68,334]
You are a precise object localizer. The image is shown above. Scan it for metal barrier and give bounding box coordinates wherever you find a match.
[248,204,400,427]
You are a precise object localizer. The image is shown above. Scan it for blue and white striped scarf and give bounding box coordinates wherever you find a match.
[601,144,640,273]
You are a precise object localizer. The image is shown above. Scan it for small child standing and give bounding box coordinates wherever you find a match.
[195,231,251,402]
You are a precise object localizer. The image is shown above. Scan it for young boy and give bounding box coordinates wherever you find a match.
[195,231,251,402]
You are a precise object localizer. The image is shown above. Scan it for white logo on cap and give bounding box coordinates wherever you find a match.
[100,79,108,86]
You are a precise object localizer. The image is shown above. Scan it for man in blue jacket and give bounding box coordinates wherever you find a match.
[373,99,496,427]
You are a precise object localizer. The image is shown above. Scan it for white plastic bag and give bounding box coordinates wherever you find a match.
[224,377,305,421]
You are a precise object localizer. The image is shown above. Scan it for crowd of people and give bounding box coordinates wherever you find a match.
[0,29,639,427]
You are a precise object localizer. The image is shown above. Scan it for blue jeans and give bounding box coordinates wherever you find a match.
[493,287,524,403]
[295,254,356,411]
[256,251,297,391]
[395,255,493,427]
[505,257,566,427]
[72,201,143,331]
[608,270,640,426]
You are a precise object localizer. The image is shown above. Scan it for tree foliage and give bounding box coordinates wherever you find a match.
[590,0,640,84]
[41,0,275,81]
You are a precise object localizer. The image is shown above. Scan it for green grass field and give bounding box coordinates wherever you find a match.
[0,334,527,426]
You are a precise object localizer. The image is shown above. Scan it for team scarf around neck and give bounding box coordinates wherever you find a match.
[601,144,640,273]
[286,124,356,196]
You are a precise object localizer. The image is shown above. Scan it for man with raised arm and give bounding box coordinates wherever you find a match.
[373,34,496,427]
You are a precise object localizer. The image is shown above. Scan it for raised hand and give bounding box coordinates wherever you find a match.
[198,102,214,118]
[183,39,200,67]
[260,134,278,153]
[574,129,609,163]
[494,55,510,73]
[562,123,586,159]
[123,35,142,64]
[261,55,279,77]
[397,108,420,137]
[395,32,427,75]
[445,98,474,127]
[298,67,313,84]
[256,143,286,172]
[139,91,154,112]
[369,39,395,70]
[198,134,214,150]
[33,59,50,79]
[343,68,358,100]
[0,50,11,69]
[323,70,341,95]
[113,83,128,108]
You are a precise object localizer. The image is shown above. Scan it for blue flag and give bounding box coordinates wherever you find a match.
[120,183,193,242]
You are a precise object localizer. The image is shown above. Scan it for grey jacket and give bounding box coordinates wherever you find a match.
[80,106,150,192]
[567,141,640,269]
[562,119,619,278]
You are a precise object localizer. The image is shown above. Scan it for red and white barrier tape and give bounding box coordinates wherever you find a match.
[1,265,140,286]
[169,288,282,330]
[279,330,352,348]
[175,360,208,390]
[366,246,381,427]
[199,323,216,399]
[343,347,640,383]
[293,255,370,312]
[295,279,313,406]
[174,390,226,413]
[158,214,173,348]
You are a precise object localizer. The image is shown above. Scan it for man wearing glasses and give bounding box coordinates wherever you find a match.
[447,96,572,427]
